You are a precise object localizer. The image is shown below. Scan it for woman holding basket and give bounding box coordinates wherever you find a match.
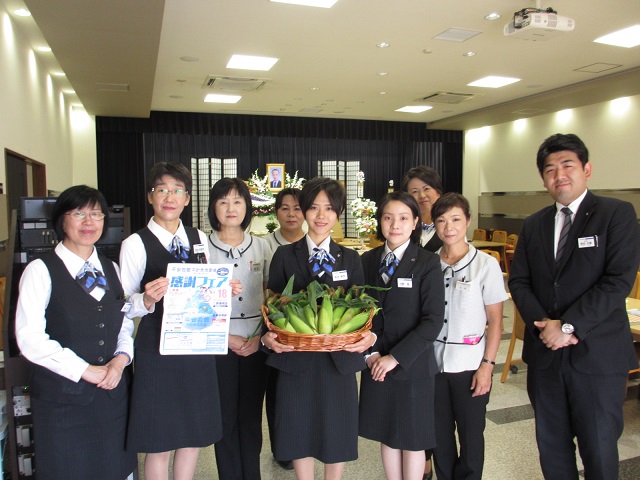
[262,177,375,480]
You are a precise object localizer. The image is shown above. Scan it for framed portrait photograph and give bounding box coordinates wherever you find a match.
[266,163,285,191]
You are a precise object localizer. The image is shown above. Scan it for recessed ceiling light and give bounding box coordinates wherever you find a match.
[227,54,278,71]
[204,94,242,104]
[468,76,520,88]
[463,51,476,57]
[62,89,75,94]
[14,9,31,17]
[310,87,320,91]
[485,13,501,21]
[52,71,66,77]
[395,106,433,113]
[37,46,52,53]
[379,91,387,95]
[594,25,640,48]
[270,0,339,8]
[180,56,199,62]
[377,42,390,48]
[377,72,388,76]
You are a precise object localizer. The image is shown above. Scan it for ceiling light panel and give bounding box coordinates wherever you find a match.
[204,94,242,104]
[594,25,640,48]
[433,28,481,42]
[396,106,432,113]
[270,0,339,8]
[468,76,520,88]
[227,55,279,71]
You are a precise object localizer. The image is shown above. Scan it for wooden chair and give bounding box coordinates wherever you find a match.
[480,249,507,277]
[472,228,487,241]
[491,229,508,243]
[501,300,526,383]
[504,233,519,274]
[630,271,640,299]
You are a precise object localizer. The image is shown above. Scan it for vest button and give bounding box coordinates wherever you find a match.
[443,336,447,341]
[97,306,103,311]
[239,297,243,301]
[97,357,104,363]
[98,340,105,346]
[98,323,105,328]
[241,313,245,317]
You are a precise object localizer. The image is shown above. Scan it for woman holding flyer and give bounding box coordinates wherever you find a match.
[120,162,240,480]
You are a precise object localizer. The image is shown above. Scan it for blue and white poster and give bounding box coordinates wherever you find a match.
[160,263,233,355]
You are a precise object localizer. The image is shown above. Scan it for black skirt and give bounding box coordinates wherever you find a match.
[271,352,359,464]
[359,369,436,451]
[126,349,222,453]
[32,386,137,480]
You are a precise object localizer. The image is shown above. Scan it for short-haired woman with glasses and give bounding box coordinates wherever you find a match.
[16,185,137,479]
[120,162,240,479]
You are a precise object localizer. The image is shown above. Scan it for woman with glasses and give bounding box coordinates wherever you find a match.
[120,162,240,479]
[431,193,507,480]
[15,185,137,480]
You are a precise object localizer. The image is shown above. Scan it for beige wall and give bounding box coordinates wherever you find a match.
[0,8,97,196]
[463,94,640,232]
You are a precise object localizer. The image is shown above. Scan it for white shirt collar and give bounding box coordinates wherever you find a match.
[384,239,411,262]
[148,217,188,250]
[555,188,588,218]
[305,234,331,256]
[56,241,102,276]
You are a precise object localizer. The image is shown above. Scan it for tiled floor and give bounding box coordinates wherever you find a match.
[138,298,640,479]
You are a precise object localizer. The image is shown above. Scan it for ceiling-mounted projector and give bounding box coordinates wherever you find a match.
[504,8,575,41]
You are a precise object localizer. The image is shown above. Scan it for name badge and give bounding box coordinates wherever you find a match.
[578,236,597,248]
[332,270,348,281]
[121,302,132,313]
[455,280,471,292]
[397,278,412,288]
[193,243,206,255]
[250,261,262,273]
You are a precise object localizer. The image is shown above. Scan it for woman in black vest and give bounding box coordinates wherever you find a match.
[15,185,137,480]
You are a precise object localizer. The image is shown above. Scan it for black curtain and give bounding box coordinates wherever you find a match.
[97,111,462,231]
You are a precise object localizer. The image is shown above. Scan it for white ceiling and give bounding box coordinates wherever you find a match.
[7,0,640,130]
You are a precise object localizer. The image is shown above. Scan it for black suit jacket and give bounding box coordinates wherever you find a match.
[509,191,640,374]
[422,233,443,253]
[266,237,366,375]
[361,243,444,380]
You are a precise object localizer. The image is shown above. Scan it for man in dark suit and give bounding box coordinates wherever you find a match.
[271,168,282,188]
[509,133,640,480]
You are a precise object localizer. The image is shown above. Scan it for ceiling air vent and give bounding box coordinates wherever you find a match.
[203,76,268,92]
[417,92,476,104]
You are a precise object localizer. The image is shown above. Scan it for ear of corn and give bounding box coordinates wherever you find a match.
[317,295,334,334]
[331,311,371,334]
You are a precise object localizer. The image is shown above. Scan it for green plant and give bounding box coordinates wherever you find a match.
[266,221,278,233]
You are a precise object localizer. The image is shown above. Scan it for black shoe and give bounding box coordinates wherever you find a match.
[276,459,294,470]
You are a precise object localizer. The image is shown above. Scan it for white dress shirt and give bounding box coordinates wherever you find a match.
[15,242,135,383]
[553,188,588,256]
[119,217,210,318]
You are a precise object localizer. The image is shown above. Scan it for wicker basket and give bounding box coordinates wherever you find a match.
[261,305,374,352]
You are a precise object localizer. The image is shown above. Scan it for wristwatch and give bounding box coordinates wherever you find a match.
[561,323,575,334]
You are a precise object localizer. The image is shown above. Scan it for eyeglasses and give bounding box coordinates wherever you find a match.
[151,188,188,197]
[66,211,106,221]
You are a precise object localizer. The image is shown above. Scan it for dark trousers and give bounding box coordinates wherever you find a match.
[433,370,490,480]
[527,350,627,480]
[214,349,268,480]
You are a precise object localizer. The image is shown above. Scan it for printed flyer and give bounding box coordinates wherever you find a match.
[159,263,233,354]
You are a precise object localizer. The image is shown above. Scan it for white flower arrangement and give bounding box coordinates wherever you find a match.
[350,197,377,237]
[247,169,306,217]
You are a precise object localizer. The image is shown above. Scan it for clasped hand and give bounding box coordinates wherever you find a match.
[535,318,578,350]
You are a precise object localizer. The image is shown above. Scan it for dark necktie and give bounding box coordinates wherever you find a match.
[169,236,190,262]
[555,207,573,263]
[309,247,335,276]
[379,252,399,283]
[76,261,109,294]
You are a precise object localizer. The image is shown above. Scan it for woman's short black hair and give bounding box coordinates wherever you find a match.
[207,178,253,231]
[299,177,346,215]
[431,192,471,222]
[275,188,301,211]
[52,185,110,241]
[375,191,422,244]
[146,162,192,194]
[536,133,589,175]
[401,166,444,196]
